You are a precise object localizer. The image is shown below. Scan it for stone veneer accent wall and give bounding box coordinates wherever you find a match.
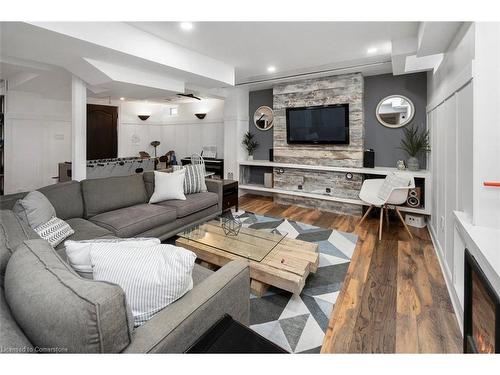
[272,73,364,215]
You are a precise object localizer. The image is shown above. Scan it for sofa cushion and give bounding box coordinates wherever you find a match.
[158,192,218,218]
[0,286,34,352]
[0,210,40,286]
[81,174,148,218]
[39,181,85,220]
[143,171,155,200]
[0,192,27,211]
[90,204,177,238]
[192,264,213,286]
[55,218,114,250]
[4,239,133,353]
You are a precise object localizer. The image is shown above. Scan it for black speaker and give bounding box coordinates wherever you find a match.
[363,149,375,168]
[269,148,274,162]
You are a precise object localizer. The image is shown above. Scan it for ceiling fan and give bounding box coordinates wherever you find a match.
[177,93,201,101]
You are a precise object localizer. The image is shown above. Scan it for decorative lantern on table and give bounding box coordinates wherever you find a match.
[221,215,242,236]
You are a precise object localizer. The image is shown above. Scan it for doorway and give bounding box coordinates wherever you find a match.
[87,104,118,160]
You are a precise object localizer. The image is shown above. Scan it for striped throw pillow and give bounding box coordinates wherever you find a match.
[90,243,196,327]
[183,164,207,194]
[34,216,75,247]
[65,237,161,279]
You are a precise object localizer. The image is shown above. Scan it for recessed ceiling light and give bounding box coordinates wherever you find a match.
[120,97,125,101]
[367,47,378,55]
[267,66,276,73]
[180,22,193,31]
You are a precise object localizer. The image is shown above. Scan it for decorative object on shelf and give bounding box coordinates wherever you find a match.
[253,106,274,131]
[396,160,406,170]
[242,131,259,161]
[398,124,430,171]
[195,113,206,120]
[376,95,415,128]
[264,173,273,188]
[138,115,150,121]
[221,213,242,236]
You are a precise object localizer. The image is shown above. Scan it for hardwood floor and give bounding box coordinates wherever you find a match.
[239,194,463,353]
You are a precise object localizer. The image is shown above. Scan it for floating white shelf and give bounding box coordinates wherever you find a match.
[239,183,430,215]
[238,160,431,178]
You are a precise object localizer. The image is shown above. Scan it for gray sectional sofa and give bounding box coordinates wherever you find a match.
[0,172,250,353]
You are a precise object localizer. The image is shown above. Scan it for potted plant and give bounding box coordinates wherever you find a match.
[242,131,259,161]
[398,124,431,171]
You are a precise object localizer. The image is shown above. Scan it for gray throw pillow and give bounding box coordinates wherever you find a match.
[12,191,56,229]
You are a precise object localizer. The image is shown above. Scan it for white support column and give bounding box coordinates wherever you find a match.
[223,87,249,181]
[71,76,87,181]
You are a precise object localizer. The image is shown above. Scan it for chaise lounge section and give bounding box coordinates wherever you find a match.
[0,172,250,353]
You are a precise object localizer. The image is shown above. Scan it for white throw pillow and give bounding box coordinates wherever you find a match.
[34,217,75,247]
[64,237,161,278]
[90,244,196,327]
[149,169,186,203]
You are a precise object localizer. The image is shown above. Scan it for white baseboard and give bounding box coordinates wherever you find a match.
[428,224,464,335]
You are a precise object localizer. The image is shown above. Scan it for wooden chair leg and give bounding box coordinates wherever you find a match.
[395,207,413,239]
[379,207,384,241]
[385,206,390,228]
[358,205,373,226]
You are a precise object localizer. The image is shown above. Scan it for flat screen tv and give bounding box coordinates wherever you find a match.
[286,104,349,144]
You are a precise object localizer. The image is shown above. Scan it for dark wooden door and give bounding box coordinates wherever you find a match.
[87,104,118,160]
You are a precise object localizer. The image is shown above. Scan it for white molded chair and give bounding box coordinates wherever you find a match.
[358,173,415,240]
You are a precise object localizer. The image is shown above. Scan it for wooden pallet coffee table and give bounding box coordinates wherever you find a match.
[176,220,319,296]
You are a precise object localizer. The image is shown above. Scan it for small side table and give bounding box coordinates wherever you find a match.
[221,179,238,212]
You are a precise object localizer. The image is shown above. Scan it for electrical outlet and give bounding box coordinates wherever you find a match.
[405,214,426,228]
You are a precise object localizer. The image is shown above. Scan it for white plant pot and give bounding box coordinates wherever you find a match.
[247,155,254,161]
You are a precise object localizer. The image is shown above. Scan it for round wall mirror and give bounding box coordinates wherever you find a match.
[253,106,274,131]
[376,95,415,128]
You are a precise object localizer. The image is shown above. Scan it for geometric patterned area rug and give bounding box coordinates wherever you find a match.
[233,211,358,354]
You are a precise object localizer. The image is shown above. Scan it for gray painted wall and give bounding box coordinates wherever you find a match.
[364,72,428,168]
[248,89,273,160]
